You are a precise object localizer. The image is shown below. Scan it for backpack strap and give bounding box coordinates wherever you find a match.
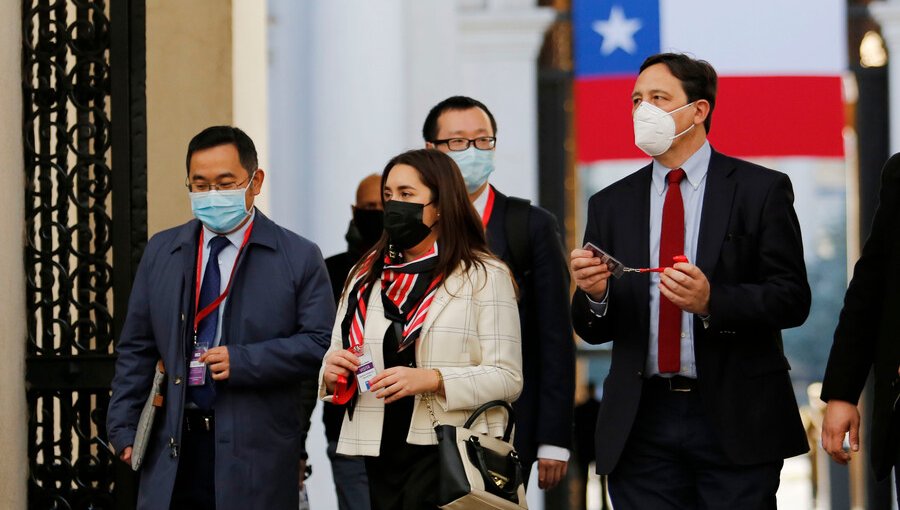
[504,196,532,277]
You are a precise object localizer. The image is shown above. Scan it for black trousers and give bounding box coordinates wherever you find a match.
[608,377,783,510]
[364,390,439,510]
[170,410,216,510]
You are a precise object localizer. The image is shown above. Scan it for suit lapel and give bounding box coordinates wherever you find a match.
[419,268,464,339]
[696,150,737,278]
[631,166,653,341]
[485,186,508,261]
[175,220,202,308]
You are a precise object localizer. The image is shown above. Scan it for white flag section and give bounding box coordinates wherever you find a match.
[659,0,846,75]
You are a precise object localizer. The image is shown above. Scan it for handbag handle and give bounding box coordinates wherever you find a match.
[463,400,516,442]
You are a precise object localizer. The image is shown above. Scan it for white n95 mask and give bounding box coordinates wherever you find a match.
[633,101,696,156]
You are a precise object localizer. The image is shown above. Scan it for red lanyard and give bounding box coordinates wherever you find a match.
[193,223,255,335]
[481,186,496,228]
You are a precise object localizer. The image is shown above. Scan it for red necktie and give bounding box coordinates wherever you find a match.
[658,168,685,373]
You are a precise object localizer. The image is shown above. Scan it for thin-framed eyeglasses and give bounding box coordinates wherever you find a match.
[185,172,255,192]
[431,137,496,152]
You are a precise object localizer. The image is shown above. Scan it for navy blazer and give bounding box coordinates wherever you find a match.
[572,149,811,473]
[821,153,900,480]
[107,211,335,510]
[486,187,575,465]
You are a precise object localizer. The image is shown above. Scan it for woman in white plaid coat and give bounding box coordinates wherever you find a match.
[319,149,523,509]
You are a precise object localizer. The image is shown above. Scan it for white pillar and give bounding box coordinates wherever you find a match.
[268,0,408,257]
[872,0,900,154]
[0,2,27,508]
[403,0,462,147]
[457,0,555,201]
[233,0,270,213]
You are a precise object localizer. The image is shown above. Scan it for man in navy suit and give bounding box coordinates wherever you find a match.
[569,54,810,509]
[423,96,575,490]
[107,126,335,510]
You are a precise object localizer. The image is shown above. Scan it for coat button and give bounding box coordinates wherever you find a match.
[636,370,643,377]
[174,377,183,385]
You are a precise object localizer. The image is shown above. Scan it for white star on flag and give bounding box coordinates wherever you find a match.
[592,5,642,56]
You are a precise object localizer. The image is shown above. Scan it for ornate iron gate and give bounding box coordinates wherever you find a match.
[22,0,147,508]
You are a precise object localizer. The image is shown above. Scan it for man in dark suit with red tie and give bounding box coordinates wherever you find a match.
[569,53,811,509]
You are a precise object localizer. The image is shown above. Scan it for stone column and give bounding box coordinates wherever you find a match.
[146,0,233,236]
[233,0,270,212]
[0,2,27,508]
[457,0,555,201]
[268,0,408,256]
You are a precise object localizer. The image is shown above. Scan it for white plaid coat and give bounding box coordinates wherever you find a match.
[318,257,523,456]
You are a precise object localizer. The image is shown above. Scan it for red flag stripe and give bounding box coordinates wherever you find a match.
[574,75,845,162]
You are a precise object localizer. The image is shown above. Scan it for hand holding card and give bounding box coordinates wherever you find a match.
[583,242,626,278]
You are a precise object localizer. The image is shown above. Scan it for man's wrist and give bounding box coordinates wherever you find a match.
[537,444,570,462]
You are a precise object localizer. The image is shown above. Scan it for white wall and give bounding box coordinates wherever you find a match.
[268,0,552,259]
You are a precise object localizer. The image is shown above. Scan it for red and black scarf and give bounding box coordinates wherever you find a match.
[333,243,443,409]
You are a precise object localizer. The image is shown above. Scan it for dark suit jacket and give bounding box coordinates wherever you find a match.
[486,187,575,465]
[107,211,335,510]
[821,153,900,480]
[572,149,811,474]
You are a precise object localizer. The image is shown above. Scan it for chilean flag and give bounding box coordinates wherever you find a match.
[573,0,847,163]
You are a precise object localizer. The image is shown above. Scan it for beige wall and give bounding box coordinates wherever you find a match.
[147,0,233,236]
[0,2,27,509]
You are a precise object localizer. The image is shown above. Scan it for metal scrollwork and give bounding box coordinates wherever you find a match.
[23,0,145,508]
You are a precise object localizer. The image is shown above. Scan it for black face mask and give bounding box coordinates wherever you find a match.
[352,207,384,249]
[383,200,434,251]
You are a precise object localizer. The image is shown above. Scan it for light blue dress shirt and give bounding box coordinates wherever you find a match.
[588,142,710,378]
[199,209,255,347]
[645,142,710,378]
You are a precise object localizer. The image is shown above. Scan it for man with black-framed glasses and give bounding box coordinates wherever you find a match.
[107,125,335,510]
[423,96,575,492]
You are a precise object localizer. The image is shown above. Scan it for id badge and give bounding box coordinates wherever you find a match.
[188,342,209,386]
[355,346,378,393]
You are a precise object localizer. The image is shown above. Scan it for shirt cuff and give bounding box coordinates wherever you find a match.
[537,444,571,462]
[586,288,609,317]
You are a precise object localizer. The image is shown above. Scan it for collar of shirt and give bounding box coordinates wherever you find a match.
[202,208,256,249]
[651,141,711,196]
[472,183,491,218]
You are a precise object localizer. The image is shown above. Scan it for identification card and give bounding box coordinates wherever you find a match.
[355,347,378,393]
[584,242,626,279]
[188,343,209,386]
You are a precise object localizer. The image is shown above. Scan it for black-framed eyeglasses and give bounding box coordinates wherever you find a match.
[185,172,254,192]
[431,137,496,152]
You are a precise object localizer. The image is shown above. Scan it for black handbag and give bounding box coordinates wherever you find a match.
[429,398,527,509]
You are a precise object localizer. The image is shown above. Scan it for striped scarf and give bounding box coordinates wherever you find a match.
[333,244,442,410]
[345,243,442,354]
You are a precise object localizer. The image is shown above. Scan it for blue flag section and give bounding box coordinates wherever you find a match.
[573,0,660,77]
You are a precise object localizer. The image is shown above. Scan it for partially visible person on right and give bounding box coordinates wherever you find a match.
[821,153,900,504]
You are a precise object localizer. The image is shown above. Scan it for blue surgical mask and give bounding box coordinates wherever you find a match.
[447,147,495,193]
[189,175,254,233]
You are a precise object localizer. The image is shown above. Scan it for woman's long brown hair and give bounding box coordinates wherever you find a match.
[350,148,490,291]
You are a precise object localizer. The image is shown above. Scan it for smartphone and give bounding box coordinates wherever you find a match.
[583,242,625,279]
